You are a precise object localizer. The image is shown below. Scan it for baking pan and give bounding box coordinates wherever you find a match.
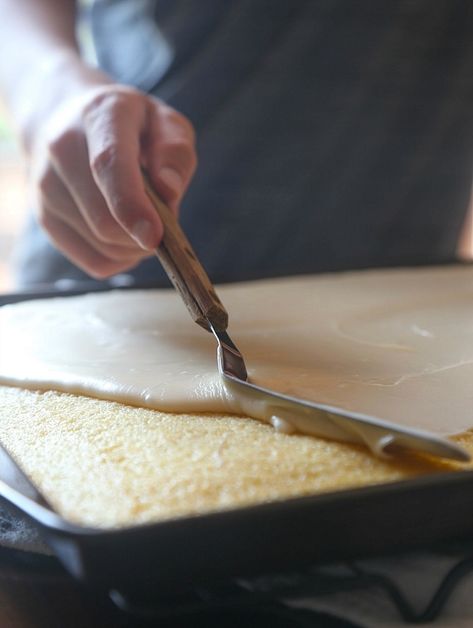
[2,285,473,607]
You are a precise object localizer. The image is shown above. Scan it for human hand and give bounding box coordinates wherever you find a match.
[27,74,197,279]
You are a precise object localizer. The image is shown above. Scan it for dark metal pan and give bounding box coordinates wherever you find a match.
[1,286,473,609]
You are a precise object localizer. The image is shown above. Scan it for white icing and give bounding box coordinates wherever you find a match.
[1,265,473,436]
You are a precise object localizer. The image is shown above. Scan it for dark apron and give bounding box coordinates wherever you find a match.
[13,0,473,288]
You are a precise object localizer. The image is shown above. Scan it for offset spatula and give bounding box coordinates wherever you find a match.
[144,175,469,462]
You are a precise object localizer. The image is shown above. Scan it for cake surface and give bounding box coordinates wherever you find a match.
[0,385,468,528]
[2,265,473,528]
[3,266,473,438]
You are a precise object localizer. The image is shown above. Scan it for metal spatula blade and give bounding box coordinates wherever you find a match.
[210,327,469,462]
[145,175,470,463]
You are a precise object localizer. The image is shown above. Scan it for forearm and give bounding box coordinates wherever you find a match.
[0,0,108,150]
[0,0,197,278]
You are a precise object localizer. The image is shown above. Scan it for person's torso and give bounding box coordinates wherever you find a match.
[15,0,473,287]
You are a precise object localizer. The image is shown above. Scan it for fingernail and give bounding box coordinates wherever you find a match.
[131,219,157,251]
[159,167,184,196]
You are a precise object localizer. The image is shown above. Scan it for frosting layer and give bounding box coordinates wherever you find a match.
[1,265,473,436]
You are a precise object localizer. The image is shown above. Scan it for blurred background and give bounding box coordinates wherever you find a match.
[0,102,471,294]
[0,102,27,292]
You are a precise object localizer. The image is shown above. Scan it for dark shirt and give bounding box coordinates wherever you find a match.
[13,0,473,288]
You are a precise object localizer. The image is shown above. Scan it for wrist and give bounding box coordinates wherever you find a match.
[16,51,113,153]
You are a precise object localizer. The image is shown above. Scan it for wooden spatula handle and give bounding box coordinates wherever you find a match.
[143,172,228,332]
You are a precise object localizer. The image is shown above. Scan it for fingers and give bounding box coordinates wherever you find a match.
[39,211,142,280]
[48,127,137,248]
[36,165,145,277]
[34,84,198,278]
[143,104,197,212]
[83,89,165,250]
